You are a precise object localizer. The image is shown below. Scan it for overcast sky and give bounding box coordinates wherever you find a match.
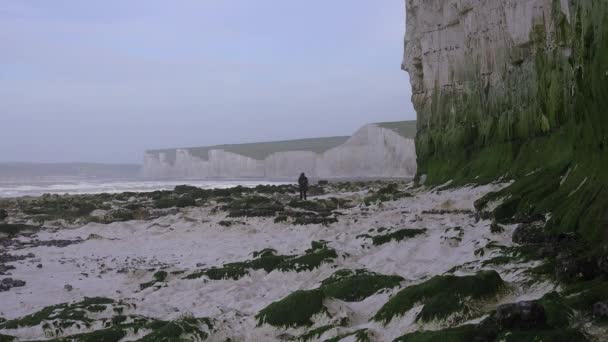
[1,0,415,164]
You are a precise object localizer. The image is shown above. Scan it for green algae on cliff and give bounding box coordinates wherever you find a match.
[409,0,608,248]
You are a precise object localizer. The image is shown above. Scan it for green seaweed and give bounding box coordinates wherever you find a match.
[256,289,326,328]
[323,329,371,342]
[321,269,403,302]
[185,242,336,280]
[296,325,335,342]
[370,228,427,246]
[0,297,114,330]
[374,271,505,324]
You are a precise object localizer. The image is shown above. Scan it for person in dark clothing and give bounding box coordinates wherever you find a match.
[298,172,309,200]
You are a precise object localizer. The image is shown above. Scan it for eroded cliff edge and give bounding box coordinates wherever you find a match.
[404,0,607,247]
[143,121,417,180]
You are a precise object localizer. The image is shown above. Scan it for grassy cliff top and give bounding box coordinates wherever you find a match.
[375,120,417,139]
[147,121,417,163]
[147,136,350,163]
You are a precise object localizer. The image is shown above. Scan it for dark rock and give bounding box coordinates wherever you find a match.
[519,213,546,224]
[475,211,493,223]
[0,264,16,275]
[37,264,43,268]
[0,277,26,292]
[0,209,7,221]
[593,301,608,320]
[64,284,73,292]
[512,222,547,244]
[555,253,599,283]
[490,222,505,234]
[0,252,35,263]
[493,301,546,330]
[597,254,608,275]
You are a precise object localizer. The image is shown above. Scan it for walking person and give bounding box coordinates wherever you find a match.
[298,172,309,201]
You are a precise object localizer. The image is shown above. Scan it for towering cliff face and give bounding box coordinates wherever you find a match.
[143,122,417,180]
[404,0,607,245]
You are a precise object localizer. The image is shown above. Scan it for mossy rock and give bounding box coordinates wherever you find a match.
[295,325,335,342]
[0,297,115,330]
[185,243,336,280]
[494,328,588,342]
[277,247,337,272]
[363,183,410,205]
[138,317,212,341]
[393,324,493,342]
[225,195,283,218]
[321,269,403,302]
[0,223,40,237]
[140,271,169,290]
[0,209,7,221]
[323,329,371,342]
[374,271,505,324]
[256,289,326,328]
[370,228,427,246]
[0,334,15,342]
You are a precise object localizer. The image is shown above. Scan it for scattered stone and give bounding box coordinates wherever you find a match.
[512,222,546,244]
[475,211,493,222]
[87,233,105,240]
[422,209,473,215]
[493,301,546,330]
[0,278,26,292]
[555,253,599,283]
[0,264,16,275]
[592,301,608,320]
[490,222,505,234]
[36,264,43,268]
[0,252,35,263]
[64,284,73,292]
[597,254,608,275]
[277,333,295,341]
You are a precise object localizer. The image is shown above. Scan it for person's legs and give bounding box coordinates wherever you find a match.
[300,189,304,200]
[304,190,307,201]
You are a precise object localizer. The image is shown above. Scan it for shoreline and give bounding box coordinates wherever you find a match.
[1,181,603,341]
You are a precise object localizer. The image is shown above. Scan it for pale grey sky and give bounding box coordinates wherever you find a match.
[0,1,415,163]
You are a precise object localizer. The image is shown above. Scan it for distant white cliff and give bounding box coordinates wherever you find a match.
[143,121,417,180]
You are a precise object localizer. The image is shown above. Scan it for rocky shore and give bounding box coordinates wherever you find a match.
[0,182,606,341]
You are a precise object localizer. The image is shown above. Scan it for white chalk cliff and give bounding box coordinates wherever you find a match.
[143,122,417,180]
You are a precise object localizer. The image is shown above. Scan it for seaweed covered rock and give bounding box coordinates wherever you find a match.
[374,271,505,324]
[369,228,427,246]
[0,224,40,237]
[493,301,546,330]
[394,324,496,342]
[225,195,283,218]
[554,253,600,283]
[512,222,547,245]
[592,301,608,320]
[256,289,326,328]
[138,317,213,341]
[363,183,410,205]
[320,269,403,302]
[0,278,26,292]
[185,242,337,280]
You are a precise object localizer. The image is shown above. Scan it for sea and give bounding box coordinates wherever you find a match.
[0,179,291,198]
